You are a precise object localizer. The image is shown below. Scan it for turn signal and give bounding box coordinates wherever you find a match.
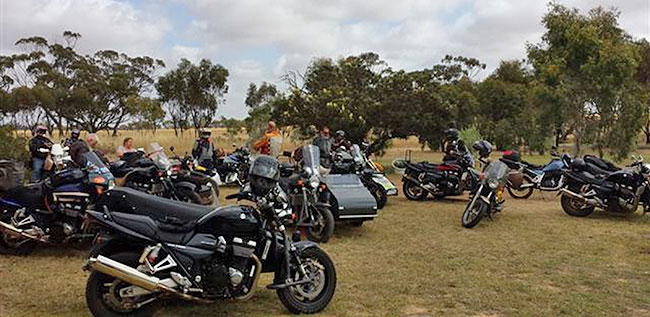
[92,176,107,184]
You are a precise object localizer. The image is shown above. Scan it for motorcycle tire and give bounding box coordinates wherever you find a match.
[560,184,595,217]
[86,251,161,317]
[306,206,335,243]
[369,184,387,209]
[403,180,427,200]
[462,197,487,228]
[277,247,337,314]
[506,174,534,199]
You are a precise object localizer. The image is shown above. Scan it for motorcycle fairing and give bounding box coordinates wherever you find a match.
[371,174,398,196]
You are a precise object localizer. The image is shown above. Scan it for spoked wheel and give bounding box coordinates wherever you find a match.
[462,197,488,228]
[403,180,427,200]
[506,174,534,199]
[370,184,387,209]
[305,206,335,243]
[86,252,160,317]
[277,247,337,314]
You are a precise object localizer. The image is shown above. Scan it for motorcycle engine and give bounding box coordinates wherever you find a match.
[203,236,257,297]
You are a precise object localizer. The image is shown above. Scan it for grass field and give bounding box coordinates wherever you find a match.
[2,132,650,316]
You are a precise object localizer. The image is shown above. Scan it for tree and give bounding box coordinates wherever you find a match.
[243,82,279,141]
[220,116,244,141]
[126,96,165,134]
[156,59,229,134]
[527,4,646,159]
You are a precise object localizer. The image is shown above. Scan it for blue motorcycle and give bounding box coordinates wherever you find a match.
[500,150,566,199]
[0,152,114,254]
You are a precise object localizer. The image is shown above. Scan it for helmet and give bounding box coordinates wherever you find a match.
[335,130,345,137]
[200,129,211,137]
[444,128,460,141]
[472,140,493,158]
[36,125,47,134]
[571,158,586,172]
[249,155,280,196]
[71,129,80,138]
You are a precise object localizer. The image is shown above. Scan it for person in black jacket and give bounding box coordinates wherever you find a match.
[28,125,53,182]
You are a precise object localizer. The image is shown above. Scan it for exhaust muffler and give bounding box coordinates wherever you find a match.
[559,188,598,206]
[0,221,49,243]
[86,255,211,303]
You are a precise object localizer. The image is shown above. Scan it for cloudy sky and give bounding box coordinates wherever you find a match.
[1,0,648,118]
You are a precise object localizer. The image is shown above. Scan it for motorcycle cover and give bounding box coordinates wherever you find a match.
[324,174,378,220]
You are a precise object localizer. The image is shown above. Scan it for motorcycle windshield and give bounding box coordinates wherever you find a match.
[148,143,171,169]
[302,145,321,176]
[485,160,508,181]
[351,144,364,164]
[84,152,114,182]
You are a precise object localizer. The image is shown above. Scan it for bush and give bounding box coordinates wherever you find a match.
[0,125,29,162]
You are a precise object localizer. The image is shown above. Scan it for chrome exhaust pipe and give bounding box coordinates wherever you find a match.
[559,188,599,206]
[0,221,49,243]
[86,255,211,303]
[235,254,262,301]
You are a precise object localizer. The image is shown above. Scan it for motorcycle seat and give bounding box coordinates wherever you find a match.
[405,162,442,173]
[2,182,46,209]
[97,187,215,223]
[110,211,192,244]
[585,163,613,178]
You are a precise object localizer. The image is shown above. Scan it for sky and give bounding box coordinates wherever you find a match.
[1,0,649,119]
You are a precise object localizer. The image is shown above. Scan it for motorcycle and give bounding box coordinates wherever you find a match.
[461,141,509,228]
[82,158,336,316]
[558,154,650,217]
[398,148,480,201]
[195,145,250,187]
[0,152,114,254]
[113,144,218,206]
[500,150,567,199]
[279,145,335,243]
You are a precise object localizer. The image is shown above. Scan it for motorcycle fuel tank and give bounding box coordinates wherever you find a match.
[196,205,259,237]
[604,170,641,188]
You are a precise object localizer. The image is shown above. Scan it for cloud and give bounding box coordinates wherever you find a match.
[2,0,647,118]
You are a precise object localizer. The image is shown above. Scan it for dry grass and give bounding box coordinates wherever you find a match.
[2,133,650,316]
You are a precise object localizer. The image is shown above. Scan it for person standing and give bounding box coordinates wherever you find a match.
[253,120,282,157]
[192,129,218,168]
[62,129,81,148]
[312,126,333,168]
[116,137,136,159]
[332,130,352,151]
[28,125,53,182]
[70,133,107,167]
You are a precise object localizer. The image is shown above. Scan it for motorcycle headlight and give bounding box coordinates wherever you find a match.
[309,175,319,189]
[487,178,499,189]
[167,170,172,176]
[643,163,650,174]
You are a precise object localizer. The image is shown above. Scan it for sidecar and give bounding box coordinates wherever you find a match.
[324,174,378,223]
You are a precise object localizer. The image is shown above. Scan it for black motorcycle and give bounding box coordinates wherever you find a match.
[461,141,509,228]
[558,154,650,217]
[397,148,480,201]
[279,145,335,243]
[0,152,114,254]
[195,146,250,187]
[82,156,336,316]
[113,145,218,206]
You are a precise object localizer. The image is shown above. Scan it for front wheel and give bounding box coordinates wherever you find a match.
[462,197,488,228]
[369,184,387,209]
[277,247,337,314]
[403,180,427,200]
[305,206,335,243]
[86,252,160,317]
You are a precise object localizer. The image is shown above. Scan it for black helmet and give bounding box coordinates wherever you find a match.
[571,158,586,172]
[472,140,493,158]
[71,129,80,138]
[249,155,280,196]
[444,128,460,141]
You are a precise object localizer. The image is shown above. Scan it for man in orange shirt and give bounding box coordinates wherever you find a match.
[253,120,282,156]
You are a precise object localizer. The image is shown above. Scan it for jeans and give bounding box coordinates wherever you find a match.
[31,157,45,182]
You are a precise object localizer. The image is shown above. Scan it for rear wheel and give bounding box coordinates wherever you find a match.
[462,197,488,228]
[277,247,337,314]
[561,183,594,217]
[506,174,534,199]
[86,252,160,317]
[306,206,335,243]
[403,180,427,200]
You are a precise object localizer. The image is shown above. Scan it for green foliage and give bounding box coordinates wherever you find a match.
[156,59,229,134]
[459,125,483,151]
[243,82,279,143]
[126,96,164,134]
[527,3,646,159]
[0,125,28,161]
[220,116,244,141]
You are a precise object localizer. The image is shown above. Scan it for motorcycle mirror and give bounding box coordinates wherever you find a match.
[232,143,236,148]
[282,151,292,157]
[170,146,175,152]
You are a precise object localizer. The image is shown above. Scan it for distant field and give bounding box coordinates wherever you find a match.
[1,135,650,316]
